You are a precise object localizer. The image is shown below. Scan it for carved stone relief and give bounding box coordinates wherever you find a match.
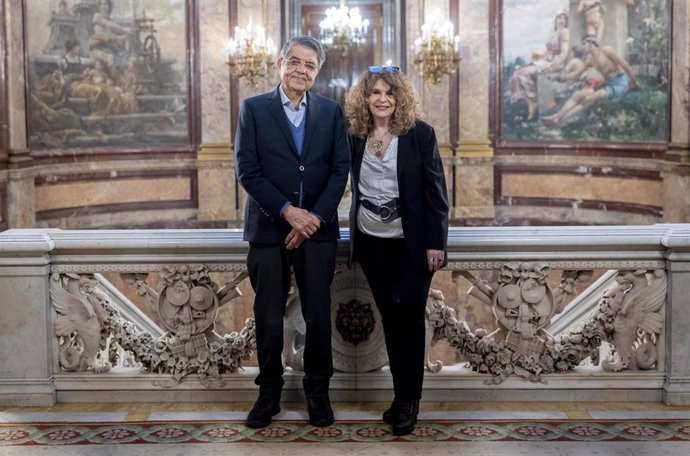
[434,265,666,383]
[282,270,388,373]
[50,262,666,386]
[50,265,255,387]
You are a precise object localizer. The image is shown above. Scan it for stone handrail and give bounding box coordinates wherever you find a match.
[2,225,690,406]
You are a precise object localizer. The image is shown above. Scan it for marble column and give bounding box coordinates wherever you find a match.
[196,2,236,223]
[4,1,36,228]
[456,0,495,221]
[0,229,55,406]
[662,0,690,223]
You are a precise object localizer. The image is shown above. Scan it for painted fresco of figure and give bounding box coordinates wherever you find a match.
[541,35,641,127]
[57,38,87,78]
[88,0,131,70]
[68,58,138,117]
[578,0,606,44]
[509,13,570,120]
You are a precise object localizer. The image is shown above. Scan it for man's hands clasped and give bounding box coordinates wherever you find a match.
[283,205,321,249]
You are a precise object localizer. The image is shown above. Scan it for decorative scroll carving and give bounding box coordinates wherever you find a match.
[431,265,666,383]
[50,265,255,386]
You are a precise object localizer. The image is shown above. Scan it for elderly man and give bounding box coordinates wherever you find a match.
[234,35,349,428]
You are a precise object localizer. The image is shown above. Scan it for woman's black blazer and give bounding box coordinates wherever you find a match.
[348,120,449,274]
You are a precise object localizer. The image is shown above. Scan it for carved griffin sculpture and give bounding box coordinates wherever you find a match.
[602,269,666,371]
[51,273,111,373]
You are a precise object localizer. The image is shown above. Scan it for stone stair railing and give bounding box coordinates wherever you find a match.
[2,225,690,406]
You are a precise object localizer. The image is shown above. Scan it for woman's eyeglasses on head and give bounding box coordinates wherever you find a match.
[368,65,400,73]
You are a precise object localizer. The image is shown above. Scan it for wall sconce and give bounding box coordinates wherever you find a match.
[319,0,370,56]
[411,8,460,85]
[226,18,276,87]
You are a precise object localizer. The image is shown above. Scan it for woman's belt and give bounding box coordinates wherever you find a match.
[360,198,401,223]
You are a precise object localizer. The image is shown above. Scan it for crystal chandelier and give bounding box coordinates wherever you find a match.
[226,19,276,87]
[412,8,461,85]
[319,0,370,56]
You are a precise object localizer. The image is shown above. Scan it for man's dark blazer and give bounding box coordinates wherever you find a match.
[235,86,350,243]
[348,120,449,273]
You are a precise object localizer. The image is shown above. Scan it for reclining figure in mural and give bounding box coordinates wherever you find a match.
[541,35,641,128]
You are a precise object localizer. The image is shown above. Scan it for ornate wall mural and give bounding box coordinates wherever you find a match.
[501,0,669,142]
[25,0,190,149]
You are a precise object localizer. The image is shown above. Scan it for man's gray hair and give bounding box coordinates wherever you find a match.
[279,36,326,67]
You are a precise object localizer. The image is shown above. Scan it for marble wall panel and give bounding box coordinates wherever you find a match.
[35,208,198,229]
[197,162,236,221]
[35,177,191,212]
[6,169,36,227]
[501,173,663,207]
[456,161,494,208]
[663,172,690,222]
[497,205,659,225]
[0,271,52,380]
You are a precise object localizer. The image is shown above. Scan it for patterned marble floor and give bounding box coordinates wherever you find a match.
[2,401,690,455]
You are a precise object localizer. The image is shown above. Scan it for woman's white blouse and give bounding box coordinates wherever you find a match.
[357,136,404,238]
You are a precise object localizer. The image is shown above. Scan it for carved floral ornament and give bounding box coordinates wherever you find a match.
[50,263,666,386]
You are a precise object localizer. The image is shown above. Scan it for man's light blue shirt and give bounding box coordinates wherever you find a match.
[279,85,307,127]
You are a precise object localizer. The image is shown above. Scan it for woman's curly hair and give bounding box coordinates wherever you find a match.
[344,69,422,138]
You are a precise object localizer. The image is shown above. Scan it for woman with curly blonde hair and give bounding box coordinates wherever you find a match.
[344,66,449,436]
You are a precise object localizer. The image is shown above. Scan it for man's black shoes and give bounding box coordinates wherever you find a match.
[383,398,401,425]
[391,400,419,436]
[306,394,335,427]
[246,394,281,428]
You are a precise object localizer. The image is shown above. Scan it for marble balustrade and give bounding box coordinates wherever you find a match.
[2,225,690,406]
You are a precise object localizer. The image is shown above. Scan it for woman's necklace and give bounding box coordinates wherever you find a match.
[368,129,390,158]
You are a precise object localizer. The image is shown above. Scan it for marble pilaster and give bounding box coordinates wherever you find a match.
[662,0,690,223]
[670,0,690,148]
[6,164,36,228]
[662,227,690,404]
[456,0,495,222]
[458,0,490,142]
[5,0,27,151]
[199,1,231,144]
